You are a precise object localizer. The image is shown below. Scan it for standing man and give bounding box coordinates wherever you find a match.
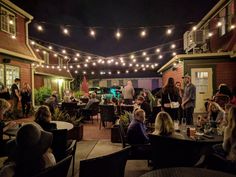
[182,73,196,125]
[122,80,135,105]
[11,78,21,118]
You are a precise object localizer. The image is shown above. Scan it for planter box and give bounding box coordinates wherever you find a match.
[68,124,83,141]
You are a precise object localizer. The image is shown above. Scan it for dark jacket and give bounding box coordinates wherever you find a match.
[127,119,149,145]
[161,87,180,107]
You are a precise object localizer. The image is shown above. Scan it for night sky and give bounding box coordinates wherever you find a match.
[11,0,219,57]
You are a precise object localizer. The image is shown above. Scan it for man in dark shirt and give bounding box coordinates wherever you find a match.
[127,109,149,144]
[182,74,196,125]
[11,78,21,118]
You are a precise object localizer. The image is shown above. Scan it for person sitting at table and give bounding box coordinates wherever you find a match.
[207,102,225,124]
[202,106,236,173]
[127,109,149,144]
[84,93,99,109]
[136,96,151,122]
[35,105,57,132]
[152,111,184,139]
[0,124,56,177]
[0,99,17,156]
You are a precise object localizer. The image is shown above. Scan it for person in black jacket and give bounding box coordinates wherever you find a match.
[136,96,151,122]
[20,82,31,118]
[161,77,180,120]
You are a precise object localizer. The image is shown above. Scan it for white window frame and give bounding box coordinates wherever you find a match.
[43,51,49,64]
[0,7,16,35]
[5,65,20,90]
[219,9,226,37]
[58,57,63,67]
[0,64,4,84]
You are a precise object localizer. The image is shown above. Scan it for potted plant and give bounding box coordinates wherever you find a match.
[111,111,132,143]
[52,108,84,141]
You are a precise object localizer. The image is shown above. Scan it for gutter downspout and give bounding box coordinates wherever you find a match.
[25,17,36,107]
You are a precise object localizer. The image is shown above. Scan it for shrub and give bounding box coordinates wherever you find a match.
[34,87,52,105]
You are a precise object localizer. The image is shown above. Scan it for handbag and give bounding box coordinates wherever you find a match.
[168,94,180,109]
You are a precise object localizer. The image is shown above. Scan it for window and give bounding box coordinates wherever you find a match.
[5,65,19,89]
[0,7,16,35]
[218,9,226,36]
[58,57,63,67]
[0,64,4,84]
[44,78,51,88]
[227,1,235,31]
[43,51,49,64]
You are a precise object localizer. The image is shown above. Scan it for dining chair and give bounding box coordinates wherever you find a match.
[99,104,117,129]
[61,102,79,118]
[81,101,100,123]
[33,155,72,177]
[148,134,206,168]
[79,148,129,177]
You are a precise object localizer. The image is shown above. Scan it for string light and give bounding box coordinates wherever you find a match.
[134,69,138,72]
[142,52,146,56]
[171,44,176,49]
[145,57,150,61]
[216,22,222,27]
[91,71,95,75]
[208,32,213,37]
[83,71,86,74]
[76,53,80,57]
[132,59,136,63]
[166,28,172,35]
[37,25,43,31]
[48,46,53,50]
[30,41,35,45]
[77,65,81,68]
[158,55,163,59]
[117,71,120,74]
[140,30,146,37]
[115,30,121,39]
[90,29,96,37]
[126,70,129,73]
[62,49,66,54]
[156,48,160,53]
[53,53,58,57]
[63,28,69,35]
[230,25,235,30]
[172,52,177,56]
[74,57,78,61]
[130,54,135,59]
[192,26,197,31]
[11,35,16,39]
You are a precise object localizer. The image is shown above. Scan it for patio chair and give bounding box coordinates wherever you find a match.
[79,148,129,177]
[148,134,206,168]
[33,155,72,177]
[118,121,151,161]
[99,104,117,129]
[61,102,79,118]
[81,101,100,123]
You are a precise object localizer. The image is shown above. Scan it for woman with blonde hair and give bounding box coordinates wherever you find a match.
[152,111,184,139]
[207,102,225,124]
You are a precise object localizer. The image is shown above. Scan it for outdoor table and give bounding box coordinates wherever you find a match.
[139,167,235,177]
[4,121,74,137]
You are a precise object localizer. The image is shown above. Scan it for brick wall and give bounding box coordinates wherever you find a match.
[162,63,184,86]
[216,62,236,90]
[34,75,44,89]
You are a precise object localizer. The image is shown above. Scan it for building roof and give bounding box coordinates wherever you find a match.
[158,52,234,72]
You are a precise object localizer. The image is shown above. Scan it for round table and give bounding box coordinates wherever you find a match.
[51,121,74,130]
[4,121,74,137]
[140,167,235,177]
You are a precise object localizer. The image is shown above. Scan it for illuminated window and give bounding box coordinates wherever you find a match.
[218,9,226,36]
[0,7,16,35]
[43,51,49,64]
[0,64,4,85]
[5,65,19,89]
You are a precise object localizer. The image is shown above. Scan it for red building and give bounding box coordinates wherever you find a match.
[0,0,41,96]
[159,0,236,113]
[30,42,73,99]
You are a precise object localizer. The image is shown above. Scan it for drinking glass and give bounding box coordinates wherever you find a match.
[174,120,179,130]
[181,117,187,132]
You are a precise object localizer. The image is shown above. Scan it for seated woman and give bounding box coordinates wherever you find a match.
[152,111,184,139]
[202,106,236,173]
[127,109,149,145]
[35,105,57,132]
[0,99,17,156]
[207,102,225,124]
[0,124,56,177]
